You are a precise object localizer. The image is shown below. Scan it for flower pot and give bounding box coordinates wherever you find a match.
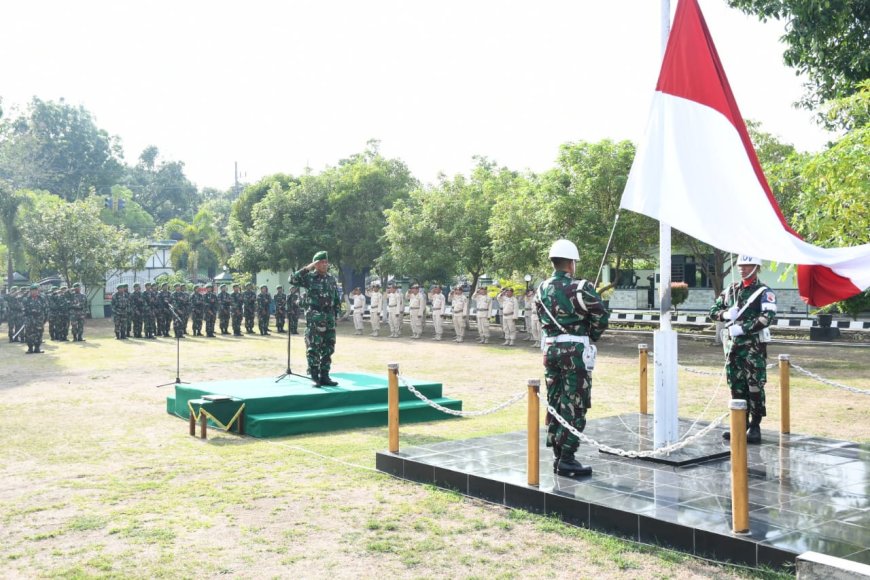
[817,313,833,328]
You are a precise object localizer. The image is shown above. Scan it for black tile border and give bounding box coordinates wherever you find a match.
[505,483,545,514]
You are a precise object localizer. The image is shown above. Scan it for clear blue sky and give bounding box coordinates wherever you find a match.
[0,0,833,191]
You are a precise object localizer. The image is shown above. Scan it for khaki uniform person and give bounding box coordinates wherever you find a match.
[473,287,492,344]
[351,288,366,335]
[387,285,402,338]
[497,287,518,346]
[366,283,382,336]
[450,287,468,342]
[429,285,445,341]
[406,284,424,339]
[525,289,541,345]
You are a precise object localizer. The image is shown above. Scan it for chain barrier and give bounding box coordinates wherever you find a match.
[790,363,870,396]
[537,388,729,458]
[678,364,722,377]
[398,374,526,417]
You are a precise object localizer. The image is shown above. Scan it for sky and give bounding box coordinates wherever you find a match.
[0,0,834,192]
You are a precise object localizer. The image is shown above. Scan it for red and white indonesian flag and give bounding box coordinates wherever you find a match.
[620,0,870,307]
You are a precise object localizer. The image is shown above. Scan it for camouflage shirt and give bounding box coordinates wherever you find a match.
[710,279,776,346]
[289,268,341,323]
[536,270,609,340]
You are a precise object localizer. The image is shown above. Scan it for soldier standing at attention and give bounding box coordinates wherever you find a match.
[217,284,232,335]
[429,285,445,341]
[230,284,244,336]
[365,283,382,337]
[130,283,145,338]
[180,285,192,332]
[170,283,187,338]
[473,287,492,344]
[287,287,301,335]
[386,285,400,338]
[350,287,366,335]
[537,239,609,478]
[56,287,70,341]
[256,284,272,335]
[242,283,257,334]
[111,283,131,339]
[289,251,341,388]
[22,284,48,354]
[497,287,518,346]
[47,288,58,340]
[189,284,205,336]
[69,283,88,341]
[204,284,218,337]
[274,286,287,333]
[710,255,776,444]
[449,286,468,342]
[143,282,157,339]
[158,283,172,337]
[407,284,424,338]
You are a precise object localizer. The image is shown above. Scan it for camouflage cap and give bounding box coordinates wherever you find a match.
[276,285,283,290]
[118,283,128,289]
[219,284,228,290]
[133,283,140,288]
[233,284,240,288]
[72,283,81,288]
[312,250,328,262]
[260,284,268,289]
[29,283,39,290]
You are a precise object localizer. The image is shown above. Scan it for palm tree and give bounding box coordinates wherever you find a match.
[0,182,31,286]
[165,209,228,282]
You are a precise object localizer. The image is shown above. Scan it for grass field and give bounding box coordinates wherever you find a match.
[1,318,867,579]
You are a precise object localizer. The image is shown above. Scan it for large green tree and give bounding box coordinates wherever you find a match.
[0,181,32,285]
[0,98,124,199]
[123,146,198,222]
[727,0,870,116]
[159,209,229,281]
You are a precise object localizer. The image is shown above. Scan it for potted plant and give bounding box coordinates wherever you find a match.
[670,282,689,314]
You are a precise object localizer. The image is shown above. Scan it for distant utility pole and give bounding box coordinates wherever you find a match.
[234,162,246,197]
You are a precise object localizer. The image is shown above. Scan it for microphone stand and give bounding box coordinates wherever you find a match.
[275,327,310,383]
[156,303,189,388]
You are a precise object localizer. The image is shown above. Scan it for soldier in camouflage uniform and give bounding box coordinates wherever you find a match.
[256,285,272,335]
[536,240,609,478]
[143,282,157,339]
[204,284,218,337]
[242,283,257,334]
[69,283,88,341]
[57,287,70,341]
[168,283,187,338]
[111,283,131,339]
[157,283,172,337]
[289,251,341,387]
[188,285,204,336]
[217,284,232,335]
[47,288,58,340]
[288,288,300,334]
[22,284,48,354]
[231,284,244,336]
[130,283,145,338]
[274,286,287,333]
[710,255,776,444]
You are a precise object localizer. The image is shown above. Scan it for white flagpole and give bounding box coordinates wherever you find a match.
[654,0,679,447]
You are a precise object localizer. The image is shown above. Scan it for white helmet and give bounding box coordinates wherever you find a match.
[736,255,762,266]
[549,239,580,261]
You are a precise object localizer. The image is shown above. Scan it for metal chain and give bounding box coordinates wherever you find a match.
[790,363,870,396]
[398,374,527,417]
[536,389,728,458]
[678,364,722,377]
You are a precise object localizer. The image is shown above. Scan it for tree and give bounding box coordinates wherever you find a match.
[124,146,198,222]
[0,98,124,199]
[727,0,870,116]
[0,181,32,286]
[19,195,148,290]
[159,209,229,281]
[98,185,157,238]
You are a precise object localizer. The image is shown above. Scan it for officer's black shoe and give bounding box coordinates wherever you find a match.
[722,431,731,441]
[746,424,762,444]
[33,347,43,354]
[555,453,592,478]
[26,345,33,354]
[320,373,339,387]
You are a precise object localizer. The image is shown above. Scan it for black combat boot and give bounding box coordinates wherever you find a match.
[309,369,321,388]
[722,416,749,441]
[746,416,762,444]
[555,452,592,478]
[26,345,33,354]
[33,345,43,353]
[320,371,338,387]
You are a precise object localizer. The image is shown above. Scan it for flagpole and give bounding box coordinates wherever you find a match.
[654,0,679,447]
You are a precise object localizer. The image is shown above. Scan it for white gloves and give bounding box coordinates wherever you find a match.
[723,306,739,321]
[729,325,745,338]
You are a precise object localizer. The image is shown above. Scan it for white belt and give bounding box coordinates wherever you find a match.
[543,334,589,346]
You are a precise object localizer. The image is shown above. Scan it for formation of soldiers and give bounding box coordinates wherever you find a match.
[108,282,301,340]
[3,284,89,351]
[356,283,541,346]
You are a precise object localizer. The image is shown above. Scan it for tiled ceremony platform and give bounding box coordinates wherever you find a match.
[376,414,870,570]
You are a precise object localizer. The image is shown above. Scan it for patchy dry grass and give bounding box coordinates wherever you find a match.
[0,318,866,578]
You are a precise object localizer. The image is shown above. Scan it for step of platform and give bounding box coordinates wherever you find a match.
[245,398,462,438]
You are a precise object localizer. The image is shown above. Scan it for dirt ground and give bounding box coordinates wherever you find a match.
[0,318,866,578]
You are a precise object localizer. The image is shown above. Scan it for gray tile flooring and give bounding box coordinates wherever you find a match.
[376,413,869,570]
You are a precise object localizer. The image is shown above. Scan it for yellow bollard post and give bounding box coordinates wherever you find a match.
[779,354,790,435]
[388,363,400,453]
[638,344,648,415]
[527,379,541,487]
[729,399,750,535]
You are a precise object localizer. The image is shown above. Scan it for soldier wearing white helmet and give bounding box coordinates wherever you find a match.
[710,255,776,444]
[536,239,609,478]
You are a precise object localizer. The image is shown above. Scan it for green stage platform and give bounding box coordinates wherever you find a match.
[166,372,462,438]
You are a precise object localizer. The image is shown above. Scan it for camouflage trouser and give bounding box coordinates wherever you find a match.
[132,314,144,337]
[114,314,129,338]
[727,341,767,420]
[219,312,230,333]
[289,312,299,333]
[144,313,155,337]
[71,315,85,339]
[231,312,243,334]
[25,319,44,347]
[173,315,185,337]
[243,307,255,332]
[275,308,286,332]
[544,343,591,456]
[257,309,269,333]
[205,313,216,336]
[192,312,203,334]
[305,316,336,378]
[59,315,69,339]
